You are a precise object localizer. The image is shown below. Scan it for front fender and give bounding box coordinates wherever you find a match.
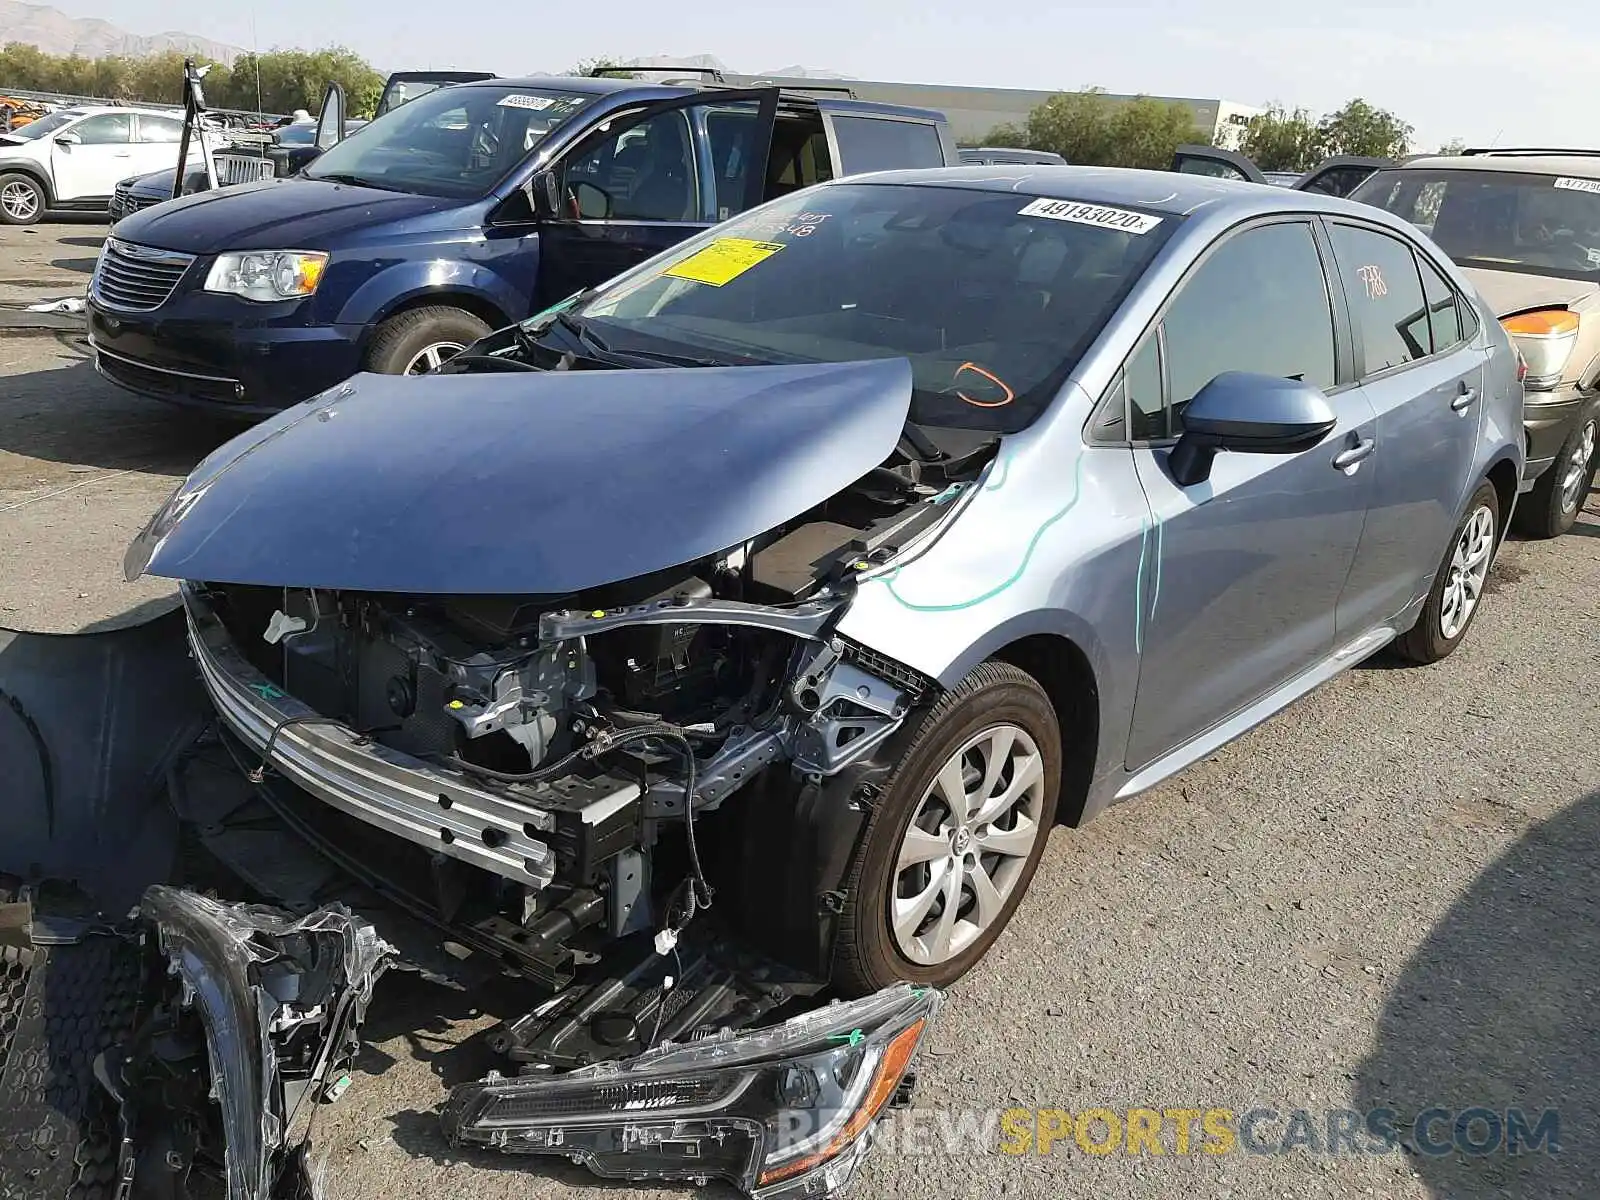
[332,255,528,330]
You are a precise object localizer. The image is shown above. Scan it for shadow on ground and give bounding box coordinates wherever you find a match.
[1354,788,1600,1198]
[0,347,235,479]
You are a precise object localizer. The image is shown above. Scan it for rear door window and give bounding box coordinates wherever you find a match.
[827,116,944,175]
[1418,255,1464,353]
[1326,223,1431,374]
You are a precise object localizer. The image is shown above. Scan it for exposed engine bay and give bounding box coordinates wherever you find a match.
[184,449,986,1004]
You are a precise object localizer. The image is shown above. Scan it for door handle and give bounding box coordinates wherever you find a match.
[1333,438,1376,470]
[1451,385,1478,412]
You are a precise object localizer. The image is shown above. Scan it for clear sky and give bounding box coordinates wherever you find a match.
[49,0,1596,152]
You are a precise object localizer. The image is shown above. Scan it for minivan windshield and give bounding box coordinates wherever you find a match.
[303,84,594,198]
[569,182,1176,433]
[1352,167,1600,281]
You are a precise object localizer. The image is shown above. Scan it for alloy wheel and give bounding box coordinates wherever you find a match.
[403,341,466,374]
[890,724,1047,966]
[1,180,40,222]
[1439,504,1496,641]
[1559,418,1597,515]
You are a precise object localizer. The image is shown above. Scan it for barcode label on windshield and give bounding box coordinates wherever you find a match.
[498,94,554,110]
[1554,177,1600,195]
[1018,197,1163,234]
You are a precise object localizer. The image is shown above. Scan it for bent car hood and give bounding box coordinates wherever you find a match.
[130,358,913,595]
[110,177,461,254]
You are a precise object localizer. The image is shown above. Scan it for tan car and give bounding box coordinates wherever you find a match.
[1352,150,1600,536]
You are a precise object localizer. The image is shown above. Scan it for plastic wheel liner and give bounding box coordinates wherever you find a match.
[0,611,942,1200]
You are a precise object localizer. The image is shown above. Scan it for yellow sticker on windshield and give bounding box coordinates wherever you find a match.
[664,238,784,287]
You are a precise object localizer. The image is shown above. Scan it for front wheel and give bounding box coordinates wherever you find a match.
[1512,411,1597,539]
[0,174,46,226]
[363,306,492,376]
[1393,481,1500,665]
[832,661,1062,996]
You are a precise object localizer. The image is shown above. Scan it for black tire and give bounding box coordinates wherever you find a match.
[832,661,1062,996]
[0,172,46,226]
[1512,410,1598,539]
[363,306,492,376]
[1394,480,1501,665]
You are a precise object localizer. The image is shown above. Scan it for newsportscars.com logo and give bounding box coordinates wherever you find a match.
[996,1106,1560,1157]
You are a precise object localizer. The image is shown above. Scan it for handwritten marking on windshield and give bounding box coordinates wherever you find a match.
[1357,264,1387,299]
[953,362,1016,408]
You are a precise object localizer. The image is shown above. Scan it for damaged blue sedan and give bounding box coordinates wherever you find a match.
[95,164,1524,1195]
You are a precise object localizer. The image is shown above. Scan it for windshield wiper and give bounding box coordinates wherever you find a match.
[312,172,406,193]
[899,420,949,464]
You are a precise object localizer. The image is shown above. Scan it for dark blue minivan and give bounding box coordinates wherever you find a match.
[87,75,955,416]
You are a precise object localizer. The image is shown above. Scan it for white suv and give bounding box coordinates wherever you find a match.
[0,105,200,225]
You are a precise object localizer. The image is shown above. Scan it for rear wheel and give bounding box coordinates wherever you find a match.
[1512,411,1597,539]
[0,174,45,225]
[363,306,491,376]
[832,662,1061,995]
[1394,480,1500,665]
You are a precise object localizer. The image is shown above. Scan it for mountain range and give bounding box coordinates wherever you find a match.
[0,1,243,64]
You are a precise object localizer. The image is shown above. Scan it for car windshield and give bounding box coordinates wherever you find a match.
[303,84,593,198]
[569,183,1176,433]
[7,110,83,140]
[1352,167,1600,280]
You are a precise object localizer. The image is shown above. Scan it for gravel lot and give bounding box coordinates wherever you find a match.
[2,222,1597,1200]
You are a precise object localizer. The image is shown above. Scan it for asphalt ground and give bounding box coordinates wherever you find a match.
[2,220,1597,1200]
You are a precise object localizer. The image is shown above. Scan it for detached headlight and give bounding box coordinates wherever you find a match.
[1502,309,1580,392]
[204,250,328,302]
[441,983,941,1198]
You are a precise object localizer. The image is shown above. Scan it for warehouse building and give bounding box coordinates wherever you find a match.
[721,73,1265,149]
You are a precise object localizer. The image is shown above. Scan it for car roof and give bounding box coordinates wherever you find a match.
[1394,152,1600,178]
[459,75,944,120]
[836,164,1403,220]
[61,104,182,119]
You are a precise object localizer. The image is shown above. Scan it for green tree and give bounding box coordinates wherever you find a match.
[215,47,383,117]
[1317,99,1412,159]
[991,87,1212,169]
[1438,138,1467,156]
[564,57,636,79]
[1240,104,1322,171]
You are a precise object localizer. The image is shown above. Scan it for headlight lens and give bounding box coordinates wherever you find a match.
[1502,309,1580,391]
[204,250,328,302]
[441,983,940,1198]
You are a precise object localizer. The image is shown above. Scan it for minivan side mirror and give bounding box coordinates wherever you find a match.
[1168,372,1337,487]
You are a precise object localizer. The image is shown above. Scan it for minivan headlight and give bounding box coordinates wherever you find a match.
[1501,308,1580,392]
[204,250,328,302]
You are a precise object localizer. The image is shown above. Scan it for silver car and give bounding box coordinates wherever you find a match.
[127,166,1524,1012]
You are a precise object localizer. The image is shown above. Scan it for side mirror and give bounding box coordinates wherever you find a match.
[1168,372,1337,487]
[54,132,82,147]
[526,167,561,219]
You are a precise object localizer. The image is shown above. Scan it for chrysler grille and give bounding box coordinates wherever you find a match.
[92,238,194,312]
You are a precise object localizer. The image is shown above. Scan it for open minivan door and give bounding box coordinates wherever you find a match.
[314,81,346,152]
[526,88,781,309]
[1288,155,1394,197]
[1169,145,1393,197]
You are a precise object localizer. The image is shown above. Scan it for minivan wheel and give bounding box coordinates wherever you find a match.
[1513,412,1597,539]
[1394,481,1500,665]
[364,306,492,376]
[0,174,45,225]
[832,661,1061,996]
